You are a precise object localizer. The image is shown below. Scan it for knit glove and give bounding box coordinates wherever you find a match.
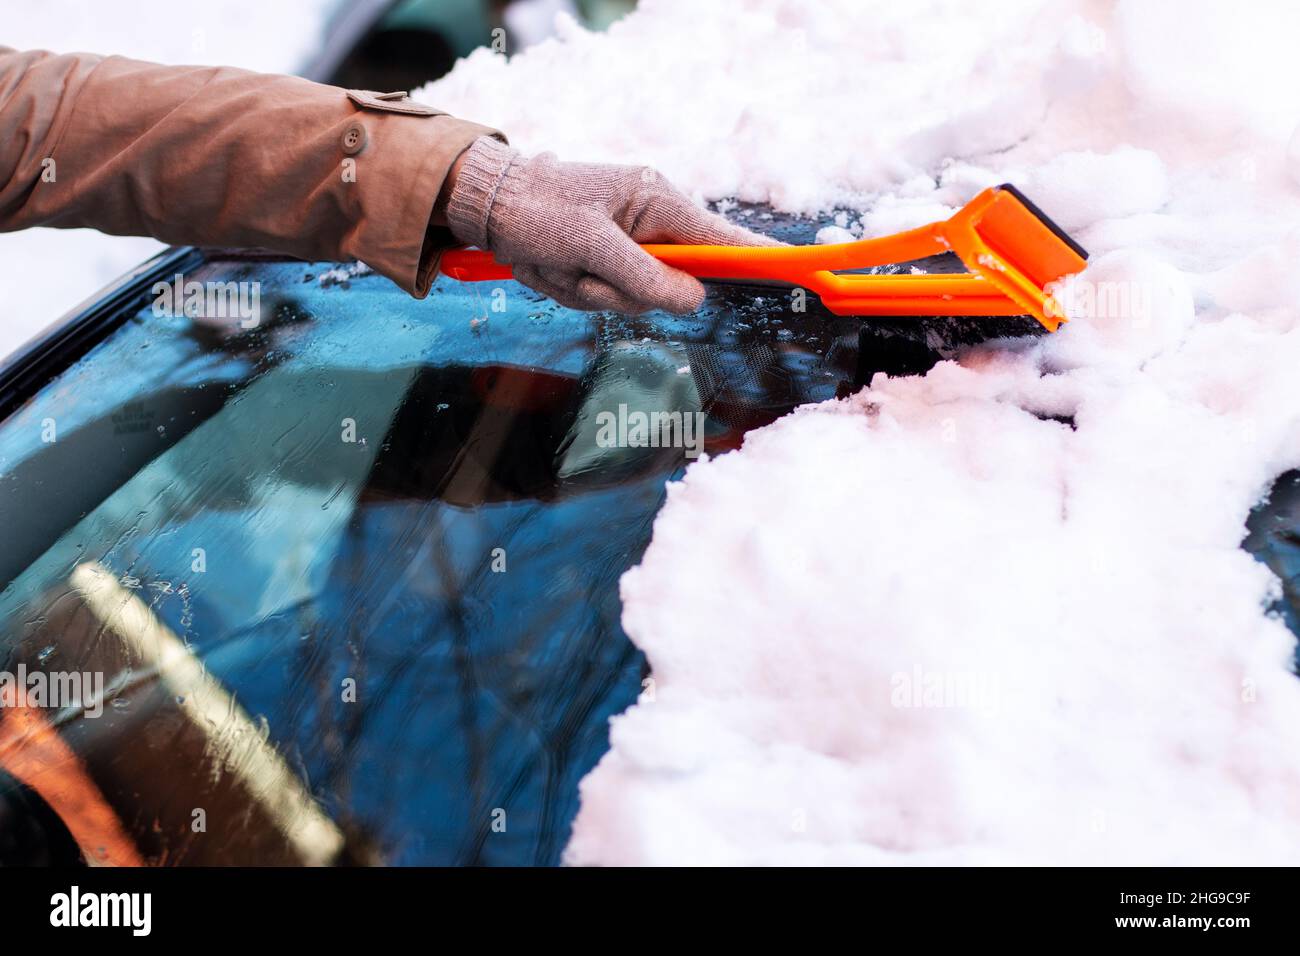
[445,135,776,314]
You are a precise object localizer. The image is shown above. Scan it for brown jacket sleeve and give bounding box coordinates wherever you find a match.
[0,48,504,296]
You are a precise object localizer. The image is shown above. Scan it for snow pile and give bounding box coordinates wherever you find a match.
[418,0,1055,213]
[425,0,1300,865]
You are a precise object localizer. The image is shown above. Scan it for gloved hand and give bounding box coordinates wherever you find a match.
[444,135,776,314]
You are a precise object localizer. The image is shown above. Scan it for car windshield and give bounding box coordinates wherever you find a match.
[7,213,977,863]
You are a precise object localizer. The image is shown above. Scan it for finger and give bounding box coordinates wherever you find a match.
[515,264,625,313]
[631,191,782,247]
[572,274,651,315]
[589,225,706,314]
[514,264,583,309]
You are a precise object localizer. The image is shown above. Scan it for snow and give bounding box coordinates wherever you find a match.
[0,0,332,357]
[419,0,1300,863]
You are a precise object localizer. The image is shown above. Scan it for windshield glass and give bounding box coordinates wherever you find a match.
[0,226,901,864]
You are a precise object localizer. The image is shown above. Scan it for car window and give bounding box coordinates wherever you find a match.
[0,206,1052,864]
[0,227,901,864]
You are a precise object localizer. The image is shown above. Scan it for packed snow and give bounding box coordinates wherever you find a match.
[418,0,1300,864]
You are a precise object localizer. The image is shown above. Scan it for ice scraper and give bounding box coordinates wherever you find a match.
[439,184,1088,331]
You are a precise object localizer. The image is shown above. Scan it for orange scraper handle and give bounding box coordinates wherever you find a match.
[438,185,1088,330]
[0,685,143,866]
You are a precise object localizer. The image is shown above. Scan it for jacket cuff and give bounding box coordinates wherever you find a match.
[346,114,506,299]
[445,135,519,249]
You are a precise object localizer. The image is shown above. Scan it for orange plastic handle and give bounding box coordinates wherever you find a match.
[439,221,947,284]
[0,684,143,866]
[438,186,1087,330]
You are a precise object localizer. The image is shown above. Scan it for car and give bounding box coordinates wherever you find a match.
[5,207,1298,867]
[4,3,1296,867]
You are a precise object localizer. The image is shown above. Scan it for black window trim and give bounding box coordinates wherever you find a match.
[0,245,205,422]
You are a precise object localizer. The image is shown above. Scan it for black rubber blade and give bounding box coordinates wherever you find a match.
[996,183,1089,261]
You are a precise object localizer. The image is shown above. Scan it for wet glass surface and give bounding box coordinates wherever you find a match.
[1244,470,1300,667]
[2,223,961,864]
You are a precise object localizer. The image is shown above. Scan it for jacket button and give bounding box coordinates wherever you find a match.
[341,122,367,155]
